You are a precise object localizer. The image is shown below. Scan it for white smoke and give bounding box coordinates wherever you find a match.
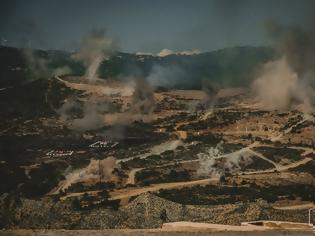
[252,20,315,112]
[73,30,115,81]
[23,49,72,79]
[71,102,109,132]
[56,98,80,122]
[197,142,253,177]
[84,157,117,182]
[146,64,187,88]
[52,66,72,77]
[60,157,117,191]
[252,57,312,111]
[57,99,110,132]
[197,142,223,177]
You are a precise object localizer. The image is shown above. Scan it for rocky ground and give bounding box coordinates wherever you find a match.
[0,192,311,229]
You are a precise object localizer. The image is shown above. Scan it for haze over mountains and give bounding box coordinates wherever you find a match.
[0,45,274,89]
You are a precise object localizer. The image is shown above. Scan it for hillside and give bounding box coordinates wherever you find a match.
[0,46,275,89]
[100,46,275,89]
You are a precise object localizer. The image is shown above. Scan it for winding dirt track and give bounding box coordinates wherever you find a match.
[59,155,312,201]
[56,107,315,202]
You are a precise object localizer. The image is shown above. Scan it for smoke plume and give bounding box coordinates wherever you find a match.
[61,157,117,191]
[84,157,117,182]
[131,77,155,114]
[202,80,219,109]
[57,99,110,132]
[73,30,116,81]
[23,49,73,79]
[52,66,72,77]
[252,19,315,111]
[197,142,253,177]
[23,49,50,79]
[252,57,310,111]
[56,97,81,122]
[71,102,109,132]
[146,65,187,88]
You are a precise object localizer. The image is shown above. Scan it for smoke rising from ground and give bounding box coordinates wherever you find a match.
[84,157,117,183]
[73,30,116,81]
[52,66,72,77]
[201,80,219,111]
[252,57,311,111]
[57,98,111,132]
[252,20,315,111]
[131,77,155,114]
[71,102,109,132]
[56,30,122,135]
[60,157,117,191]
[23,49,50,79]
[56,97,80,122]
[145,63,219,113]
[23,49,72,79]
[197,142,253,177]
[57,76,156,135]
[146,65,187,88]
[101,77,156,126]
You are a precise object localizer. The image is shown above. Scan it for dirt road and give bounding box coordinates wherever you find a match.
[110,178,218,200]
[60,178,218,201]
[126,168,143,185]
[273,203,314,210]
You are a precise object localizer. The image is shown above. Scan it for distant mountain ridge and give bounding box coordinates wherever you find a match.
[0,46,275,89]
[100,46,275,89]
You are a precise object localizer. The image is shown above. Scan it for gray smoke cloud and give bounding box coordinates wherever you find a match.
[252,57,310,111]
[58,100,111,132]
[201,80,219,109]
[56,77,155,136]
[23,49,50,79]
[56,30,121,134]
[56,97,81,122]
[84,157,117,182]
[73,30,116,81]
[252,19,315,111]
[146,64,188,88]
[23,49,72,79]
[9,19,72,79]
[101,77,156,125]
[197,142,253,177]
[145,64,219,114]
[131,77,155,114]
[71,102,109,132]
[60,157,118,191]
[52,66,72,77]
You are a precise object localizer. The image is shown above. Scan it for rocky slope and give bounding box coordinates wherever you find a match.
[0,192,311,229]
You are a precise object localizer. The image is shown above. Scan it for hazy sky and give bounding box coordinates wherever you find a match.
[0,0,314,53]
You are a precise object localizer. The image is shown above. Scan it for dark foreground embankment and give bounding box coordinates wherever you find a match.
[0,229,313,236]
